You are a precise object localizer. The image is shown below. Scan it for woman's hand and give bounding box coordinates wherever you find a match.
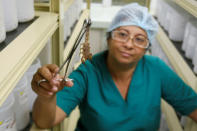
[31,64,73,98]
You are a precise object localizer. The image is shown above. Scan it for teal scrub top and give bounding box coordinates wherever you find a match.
[57,50,197,131]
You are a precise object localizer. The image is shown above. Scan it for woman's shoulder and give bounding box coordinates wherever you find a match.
[143,55,163,65]
[143,55,173,73]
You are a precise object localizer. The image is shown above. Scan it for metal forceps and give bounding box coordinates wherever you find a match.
[57,18,91,82]
[38,19,91,86]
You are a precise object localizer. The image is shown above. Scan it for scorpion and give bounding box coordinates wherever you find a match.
[80,21,92,63]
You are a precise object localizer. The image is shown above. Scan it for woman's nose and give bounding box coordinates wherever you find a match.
[124,37,135,49]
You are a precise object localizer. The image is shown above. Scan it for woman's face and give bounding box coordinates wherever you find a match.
[107,25,147,65]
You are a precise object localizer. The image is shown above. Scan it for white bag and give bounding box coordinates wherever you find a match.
[13,76,30,130]
[26,59,41,111]
[192,46,197,74]
[0,94,17,131]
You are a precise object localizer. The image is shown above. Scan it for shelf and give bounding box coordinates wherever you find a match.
[156,26,197,89]
[173,0,197,18]
[34,2,50,7]
[34,2,50,11]
[0,18,37,51]
[0,11,58,106]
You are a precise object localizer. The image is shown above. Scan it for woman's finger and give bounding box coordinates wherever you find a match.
[60,79,74,89]
[32,80,55,98]
[33,73,58,92]
[37,66,53,82]
[46,64,59,74]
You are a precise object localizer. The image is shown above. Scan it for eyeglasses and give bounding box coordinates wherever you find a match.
[111,30,149,49]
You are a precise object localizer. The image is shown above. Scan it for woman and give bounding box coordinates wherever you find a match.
[31,3,197,130]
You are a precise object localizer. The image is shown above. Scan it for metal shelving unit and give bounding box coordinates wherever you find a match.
[156,0,197,131]
[0,11,58,106]
[173,0,197,18]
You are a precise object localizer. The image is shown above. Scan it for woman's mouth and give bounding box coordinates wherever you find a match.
[120,51,132,57]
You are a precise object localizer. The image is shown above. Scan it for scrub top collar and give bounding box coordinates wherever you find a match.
[99,50,144,103]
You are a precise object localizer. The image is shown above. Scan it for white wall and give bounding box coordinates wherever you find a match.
[89,28,108,54]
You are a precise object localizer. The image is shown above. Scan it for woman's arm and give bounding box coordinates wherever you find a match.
[31,64,73,128]
[33,96,67,128]
[189,109,197,123]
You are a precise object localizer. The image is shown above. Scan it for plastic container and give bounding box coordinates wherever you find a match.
[162,2,170,31]
[26,58,41,111]
[13,76,30,130]
[0,0,6,43]
[193,45,197,64]
[64,11,70,41]
[163,0,177,32]
[157,0,166,25]
[168,5,191,41]
[193,47,197,65]
[155,0,161,21]
[193,47,197,74]
[185,22,197,59]
[2,0,18,32]
[0,94,17,131]
[73,0,79,21]
[182,21,193,51]
[16,0,35,22]
[77,0,83,17]
[38,40,52,66]
[70,3,76,32]
[159,1,168,28]
[194,65,197,74]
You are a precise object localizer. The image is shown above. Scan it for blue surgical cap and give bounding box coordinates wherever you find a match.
[107,3,158,42]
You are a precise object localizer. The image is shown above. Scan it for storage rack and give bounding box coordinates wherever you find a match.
[0,11,58,106]
[156,0,197,131]
[0,0,90,130]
